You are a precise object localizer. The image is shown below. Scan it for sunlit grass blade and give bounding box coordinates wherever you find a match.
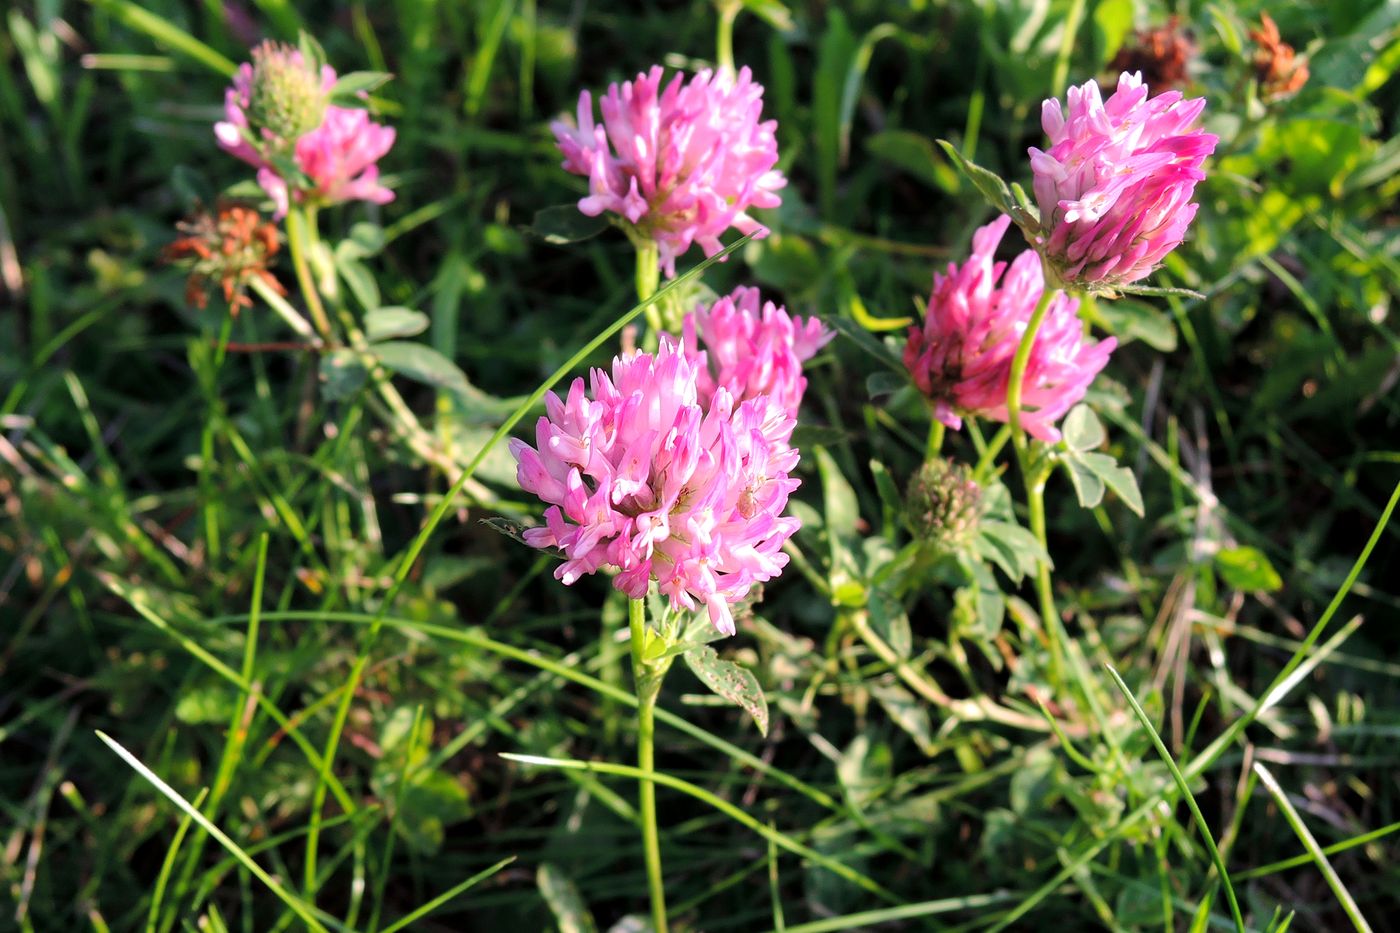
[1252,762,1373,933]
[499,752,901,905]
[1233,818,1400,882]
[376,856,516,933]
[223,608,920,862]
[1105,664,1246,933]
[85,0,236,76]
[94,731,335,933]
[145,787,208,932]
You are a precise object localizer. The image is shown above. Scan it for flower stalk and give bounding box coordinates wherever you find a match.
[1006,282,1063,685]
[1022,459,1064,685]
[248,266,317,340]
[285,205,335,342]
[925,415,945,460]
[629,597,670,933]
[634,237,663,335]
[715,0,740,79]
[1005,285,1058,450]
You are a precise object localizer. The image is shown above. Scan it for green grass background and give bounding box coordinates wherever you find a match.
[3,0,1399,930]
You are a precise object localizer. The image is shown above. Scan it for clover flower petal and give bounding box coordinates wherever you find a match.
[903,215,1116,442]
[676,286,832,420]
[511,339,801,635]
[552,66,786,277]
[1028,71,1217,289]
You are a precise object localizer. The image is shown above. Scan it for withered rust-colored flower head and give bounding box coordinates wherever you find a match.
[163,201,284,314]
[1250,12,1309,100]
[1108,17,1197,94]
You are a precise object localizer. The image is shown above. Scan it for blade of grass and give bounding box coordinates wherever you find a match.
[771,893,1019,933]
[95,731,335,933]
[98,574,358,816]
[464,0,515,119]
[499,752,900,905]
[1185,480,1398,772]
[1237,812,1400,879]
[1252,762,1373,933]
[1049,0,1087,96]
[247,0,303,37]
[85,0,236,76]
[983,479,1399,931]
[366,704,424,933]
[163,535,274,931]
[145,788,208,933]
[767,815,785,932]
[180,811,371,923]
[1106,665,1246,933]
[376,856,516,933]
[218,608,920,864]
[1233,818,1400,881]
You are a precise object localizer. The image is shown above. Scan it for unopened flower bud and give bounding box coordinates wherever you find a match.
[216,43,395,219]
[246,42,328,149]
[905,459,982,552]
[163,201,284,313]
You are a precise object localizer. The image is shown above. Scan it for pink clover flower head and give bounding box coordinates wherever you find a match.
[552,66,786,277]
[509,338,801,636]
[677,286,833,420]
[1028,71,1218,289]
[215,42,395,219]
[903,215,1116,443]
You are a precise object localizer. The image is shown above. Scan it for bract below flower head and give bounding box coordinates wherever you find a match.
[676,286,833,421]
[215,44,395,219]
[509,338,801,636]
[1028,71,1218,290]
[552,66,786,277]
[902,215,1116,443]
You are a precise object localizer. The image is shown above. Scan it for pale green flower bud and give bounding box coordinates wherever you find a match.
[905,459,982,553]
[246,42,328,150]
